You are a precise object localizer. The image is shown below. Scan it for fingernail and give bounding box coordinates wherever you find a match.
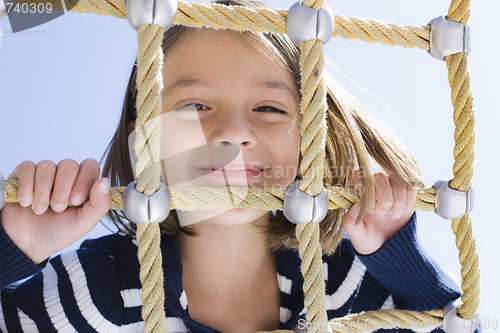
[391,211,401,220]
[70,194,83,205]
[51,203,65,213]
[19,196,30,207]
[32,205,47,215]
[100,180,109,194]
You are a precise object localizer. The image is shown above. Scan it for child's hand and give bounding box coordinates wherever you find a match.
[342,170,417,255]
[0,159,111,264]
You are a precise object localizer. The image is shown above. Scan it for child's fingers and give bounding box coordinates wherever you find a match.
[32,161,57,215]
[373,173,392,215]
[70,158,100,205]
[388,176,407,220]
[77,178,111,232]
[50,159,80,213]
[9,161,36,207]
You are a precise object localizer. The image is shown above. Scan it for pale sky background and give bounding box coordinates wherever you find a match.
[0,0,498,328]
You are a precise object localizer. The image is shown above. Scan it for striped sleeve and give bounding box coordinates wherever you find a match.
[0,248,144,332]
[0,221,43,290]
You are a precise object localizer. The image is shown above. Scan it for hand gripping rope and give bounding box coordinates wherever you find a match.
[0,0,480,332]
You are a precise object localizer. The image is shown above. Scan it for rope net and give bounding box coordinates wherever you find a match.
[1,0,479,332]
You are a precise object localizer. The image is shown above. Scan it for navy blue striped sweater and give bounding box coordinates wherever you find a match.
[0,214,460,332]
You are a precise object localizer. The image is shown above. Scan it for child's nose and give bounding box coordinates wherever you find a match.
[208,111,257,150]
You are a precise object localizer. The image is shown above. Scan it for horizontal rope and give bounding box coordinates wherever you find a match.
[5,179,436,212]
[255,309,444,333]
[12,0,430,51]
[328,308,443,333]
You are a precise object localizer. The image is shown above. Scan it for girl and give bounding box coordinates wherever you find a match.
[0,0,460,331]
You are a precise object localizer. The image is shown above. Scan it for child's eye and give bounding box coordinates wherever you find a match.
[254,105,286,114]
[175,103,211,112]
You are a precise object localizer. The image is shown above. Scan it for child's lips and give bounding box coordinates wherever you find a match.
[191,164,269,186]
[202,169,261,178]
[195,166,264,178]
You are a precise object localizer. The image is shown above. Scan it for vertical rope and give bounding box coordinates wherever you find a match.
[135,24,167,332]
[301,0,323,10]
[295,1,328,332]
[445,0,480,320]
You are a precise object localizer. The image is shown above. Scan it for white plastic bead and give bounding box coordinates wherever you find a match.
[428,15,471,60]
[283,180,329,224]
[317,6,335,44]
[0,174,6,210]
[433,180,474,220]
[286,2,335,45]
[443,300,479,333]
[126,0,178,30]
[122,181,171,224]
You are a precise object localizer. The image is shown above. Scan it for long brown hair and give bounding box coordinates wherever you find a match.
[102,0,423,255]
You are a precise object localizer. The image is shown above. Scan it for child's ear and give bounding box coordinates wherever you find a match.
[127,120,135,135]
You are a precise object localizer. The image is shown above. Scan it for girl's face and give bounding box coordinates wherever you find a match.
[158,28,301,227]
